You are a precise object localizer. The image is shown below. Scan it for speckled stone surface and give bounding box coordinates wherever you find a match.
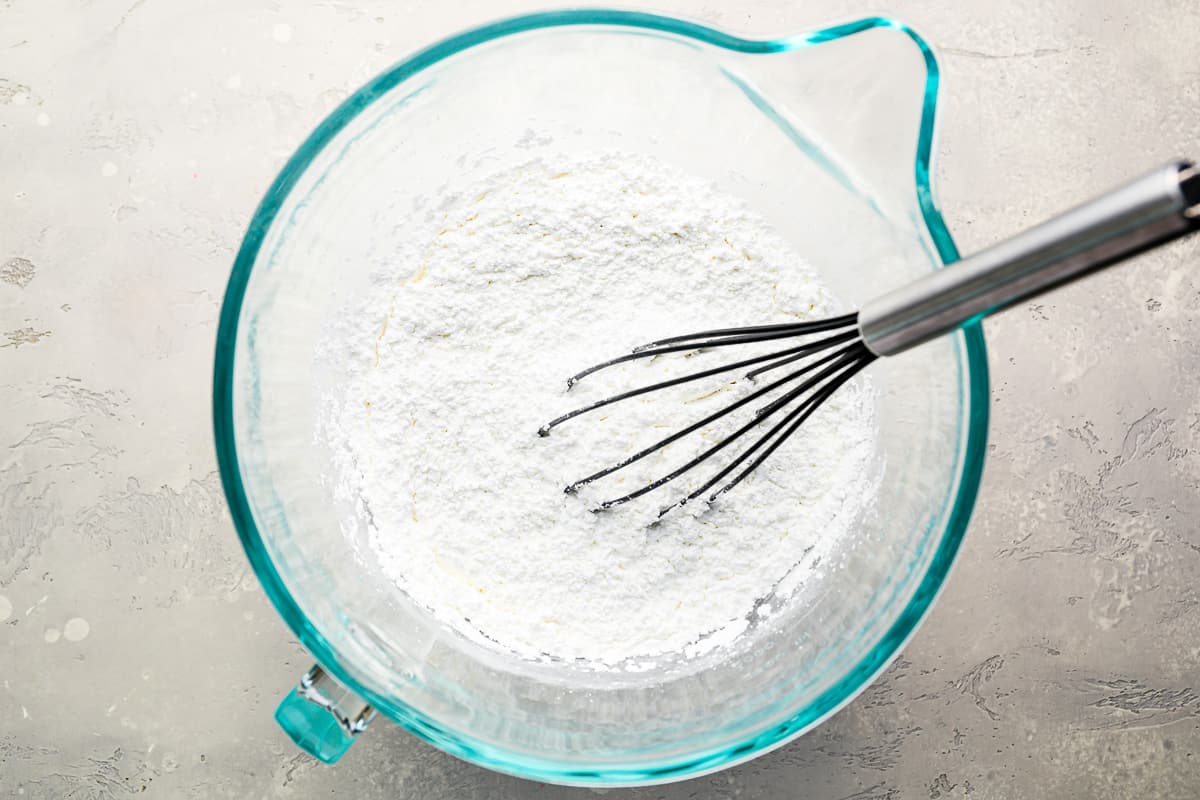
[3,1,1200,797]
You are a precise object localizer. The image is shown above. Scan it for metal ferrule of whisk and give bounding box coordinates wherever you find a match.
[543,160,1200,514]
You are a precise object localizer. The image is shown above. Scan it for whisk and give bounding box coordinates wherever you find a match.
[540,160,1200,515]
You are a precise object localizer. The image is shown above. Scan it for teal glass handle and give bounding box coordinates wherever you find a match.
[275,664,376,764]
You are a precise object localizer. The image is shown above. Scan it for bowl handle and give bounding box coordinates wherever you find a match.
[275,664,376,764]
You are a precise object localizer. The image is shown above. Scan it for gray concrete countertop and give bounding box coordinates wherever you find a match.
[3,1,1199,797]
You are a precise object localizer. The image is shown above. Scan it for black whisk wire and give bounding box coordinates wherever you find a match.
[630,312,858,352]
[541,313,875,514]
[592,342,873,511]
[538,328,860,436]
[563,343,858,493]
[656,346,873,517]
[565,314,858,387]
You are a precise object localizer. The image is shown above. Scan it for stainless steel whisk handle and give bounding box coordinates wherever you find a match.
[860,160,1200,357]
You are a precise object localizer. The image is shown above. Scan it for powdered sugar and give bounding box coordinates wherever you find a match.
[318,151,879,668]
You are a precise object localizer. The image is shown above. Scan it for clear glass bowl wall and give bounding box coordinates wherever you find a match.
[215,13,987,785]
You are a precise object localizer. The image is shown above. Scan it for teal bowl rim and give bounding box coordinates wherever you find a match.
[212,9,989,785]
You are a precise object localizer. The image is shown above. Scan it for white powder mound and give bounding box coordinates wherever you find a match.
[319,151,879,668]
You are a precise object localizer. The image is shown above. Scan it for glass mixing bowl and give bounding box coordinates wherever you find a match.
[213,10,988,786]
